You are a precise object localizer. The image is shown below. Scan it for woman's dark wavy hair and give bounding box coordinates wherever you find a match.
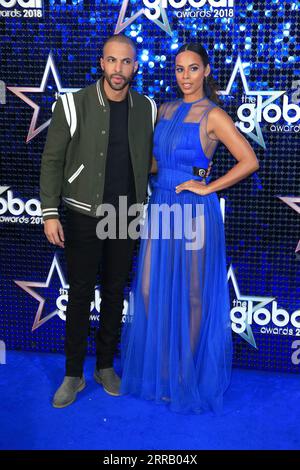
[176,43,221,105]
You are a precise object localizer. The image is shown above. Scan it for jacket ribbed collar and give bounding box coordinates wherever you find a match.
[96,77,133,108]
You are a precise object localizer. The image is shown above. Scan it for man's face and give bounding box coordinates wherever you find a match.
[100,41,138,91]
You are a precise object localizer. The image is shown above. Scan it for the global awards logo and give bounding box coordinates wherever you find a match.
[115,0,235,35]
[15,255,129,331]
[220,57,300,149]
[0,0,43,18]
[0,186,42,225]
[144,0,235,19]
[228,265,300,349]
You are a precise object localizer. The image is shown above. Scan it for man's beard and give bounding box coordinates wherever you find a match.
[103,70,134,91]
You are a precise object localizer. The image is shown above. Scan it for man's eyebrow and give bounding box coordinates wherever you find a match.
[105,56,133,61]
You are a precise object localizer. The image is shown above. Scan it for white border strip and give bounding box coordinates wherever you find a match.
[144,95,157,129]
[96,80,105,106]
[42,208,58,213]
[68,164,85,184]
[42,212,58,217]
[66,93,77,137]
[63,199,91,212]
[63,197,91,208]
[61,94,71,128]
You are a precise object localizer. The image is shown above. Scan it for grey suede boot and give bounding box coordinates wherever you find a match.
[52,376,86,408]
[94,367,121,396]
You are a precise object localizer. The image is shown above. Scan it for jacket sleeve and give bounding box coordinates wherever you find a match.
[39,96,71,221]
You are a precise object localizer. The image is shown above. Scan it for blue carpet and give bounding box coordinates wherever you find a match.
[0,351,299,450]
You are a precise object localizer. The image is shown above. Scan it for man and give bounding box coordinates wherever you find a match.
[40,34,156,408]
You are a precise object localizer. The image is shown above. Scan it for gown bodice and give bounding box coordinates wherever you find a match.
[152,97,219,190]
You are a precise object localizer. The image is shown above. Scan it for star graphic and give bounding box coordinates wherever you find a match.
[219,56,286,149]
[14,254,69,331]
[0,186,10,196]
[115,0,173,36]
[278,196,300,253]
[7,52,80,143]
[228,264,275,348]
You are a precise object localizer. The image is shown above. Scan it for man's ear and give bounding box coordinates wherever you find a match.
[134,60,138,74]
[100,57,104,71]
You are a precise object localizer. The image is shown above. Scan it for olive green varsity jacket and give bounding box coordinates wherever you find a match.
[40,78,156,221]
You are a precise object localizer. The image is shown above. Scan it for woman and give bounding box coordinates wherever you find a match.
[121,43,259,414]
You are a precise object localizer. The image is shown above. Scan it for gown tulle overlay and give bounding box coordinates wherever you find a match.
[121,97,232,414]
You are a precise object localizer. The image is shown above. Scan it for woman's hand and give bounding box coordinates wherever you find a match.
[175,180,211,196]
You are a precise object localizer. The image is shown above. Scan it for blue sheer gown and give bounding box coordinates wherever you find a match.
[121,97,232,414]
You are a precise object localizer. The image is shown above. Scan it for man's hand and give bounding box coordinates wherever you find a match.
[44,219,65,248]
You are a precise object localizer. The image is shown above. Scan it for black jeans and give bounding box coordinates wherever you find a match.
[64,208,136,377]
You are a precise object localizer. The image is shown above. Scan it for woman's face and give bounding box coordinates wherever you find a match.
[175,50,210,102]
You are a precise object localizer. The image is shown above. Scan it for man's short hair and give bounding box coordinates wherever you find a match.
[103,34,137,58]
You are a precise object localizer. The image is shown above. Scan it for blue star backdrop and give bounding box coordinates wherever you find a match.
[0,0,299,372]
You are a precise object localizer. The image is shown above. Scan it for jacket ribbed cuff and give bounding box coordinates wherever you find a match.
[42,208,59,221]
